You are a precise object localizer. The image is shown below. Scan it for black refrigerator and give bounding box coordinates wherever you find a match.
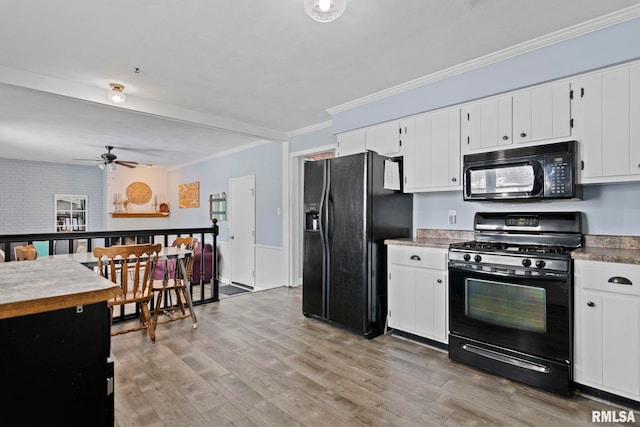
[303,151,413,338]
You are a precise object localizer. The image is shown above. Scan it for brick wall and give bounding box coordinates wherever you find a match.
[0,158,104,234]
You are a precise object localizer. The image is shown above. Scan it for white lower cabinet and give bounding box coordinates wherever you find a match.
[574,259,640,402]
[387,245,448,344]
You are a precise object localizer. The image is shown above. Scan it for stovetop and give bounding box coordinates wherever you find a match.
[447,212,583,274]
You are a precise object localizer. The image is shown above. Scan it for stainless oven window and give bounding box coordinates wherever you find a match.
[469,164,535,195]
[464,279,547,333]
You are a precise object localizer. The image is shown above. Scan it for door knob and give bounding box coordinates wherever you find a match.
[587,301,595,307]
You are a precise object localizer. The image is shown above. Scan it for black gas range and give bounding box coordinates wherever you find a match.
[448,211,583,396]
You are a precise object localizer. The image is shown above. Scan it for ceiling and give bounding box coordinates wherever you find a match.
[1,0,639,169]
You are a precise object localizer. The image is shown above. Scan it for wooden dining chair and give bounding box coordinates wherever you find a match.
[93,243,162,342]
[152,237,197,327]
[14,245,38,261]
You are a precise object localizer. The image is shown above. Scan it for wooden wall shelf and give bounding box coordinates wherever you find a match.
[110,212,169,218]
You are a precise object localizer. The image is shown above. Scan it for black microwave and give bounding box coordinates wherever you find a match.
[462,141,581,201]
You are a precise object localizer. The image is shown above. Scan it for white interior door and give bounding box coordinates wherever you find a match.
[229,175,256,288]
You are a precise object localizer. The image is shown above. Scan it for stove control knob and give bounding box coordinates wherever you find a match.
[463,254,471,261]
[522,259,532,267]
[474,255,482,263]
[535,260,546,269]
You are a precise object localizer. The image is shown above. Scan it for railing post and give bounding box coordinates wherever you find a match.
[212,218,219,301]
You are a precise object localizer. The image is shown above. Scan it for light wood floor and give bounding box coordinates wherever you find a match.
[111,286,638,426]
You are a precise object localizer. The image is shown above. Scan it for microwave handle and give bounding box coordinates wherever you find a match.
[531,161,544,195]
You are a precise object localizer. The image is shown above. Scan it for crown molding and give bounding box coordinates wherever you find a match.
[327,4,640,115]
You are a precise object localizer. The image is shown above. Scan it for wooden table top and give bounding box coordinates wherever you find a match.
[49,246,192,267]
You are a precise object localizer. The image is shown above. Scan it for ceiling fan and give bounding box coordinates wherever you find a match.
[74,146,139,169]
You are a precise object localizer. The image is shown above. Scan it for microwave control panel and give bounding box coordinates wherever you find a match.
[543,154,573,197]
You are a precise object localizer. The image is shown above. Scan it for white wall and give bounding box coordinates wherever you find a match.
[105,165,170,231]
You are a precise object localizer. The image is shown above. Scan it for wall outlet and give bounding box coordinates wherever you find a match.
[448,210,457,224]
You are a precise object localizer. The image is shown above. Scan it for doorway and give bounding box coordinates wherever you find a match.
[229,175,256,289]
[288,147,335,287]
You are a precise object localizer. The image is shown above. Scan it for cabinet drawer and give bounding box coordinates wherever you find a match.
[388,246,447,270]
[576,260,640,297]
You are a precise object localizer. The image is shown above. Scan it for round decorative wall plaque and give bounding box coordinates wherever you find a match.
[125,181,152,205]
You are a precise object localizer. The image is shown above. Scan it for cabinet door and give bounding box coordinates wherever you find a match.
[336,130,365,157]
[602,294,640,395]
[602,68,630,177]
[630,64,640,176]
[578,292,603,385]
[431,108,461,189]
[414,269,435,338]
[405,113,432,190]
[398,118,413,158]
[481,96,512,149]
[573,67,634,181]
[572,74,603,180]
[462,96,512,152]
[512,90,532,143]
[366,121,400,156]
[388,265,415,332]
[405,109,460,192]
[513,82,571,144]
[433,273,448,343]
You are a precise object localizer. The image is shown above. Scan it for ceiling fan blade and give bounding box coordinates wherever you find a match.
[115,160,138,168]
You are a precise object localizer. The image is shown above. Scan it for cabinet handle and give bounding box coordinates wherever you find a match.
[587,301,595,307]
[410,255,421,261]
[520,132,527,138]
[608,276,632,286]
[502,135,509,140]
[437,279,443,283]
[451,177,457,182]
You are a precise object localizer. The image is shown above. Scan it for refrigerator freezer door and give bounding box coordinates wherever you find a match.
[303,160,326,318]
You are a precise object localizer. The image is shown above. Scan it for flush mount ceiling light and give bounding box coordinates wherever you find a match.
[304,0,346,23]
[108,83,126,105]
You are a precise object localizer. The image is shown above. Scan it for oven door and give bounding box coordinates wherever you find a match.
[449,263,571,362]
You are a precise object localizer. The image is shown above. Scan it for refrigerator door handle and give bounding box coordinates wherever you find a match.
[319,161,330,317]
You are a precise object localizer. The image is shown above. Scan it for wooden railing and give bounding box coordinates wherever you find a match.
[0,221,221,322]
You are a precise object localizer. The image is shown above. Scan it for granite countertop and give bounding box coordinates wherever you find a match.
[572,234,640,265]
[385,229,474,249]
[0,258,120,320]
[385,230,640,265]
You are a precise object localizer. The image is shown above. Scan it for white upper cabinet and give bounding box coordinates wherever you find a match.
[461,95,512,153]
[365,121,403,157]
[572,62,640,183]
[336,122,405,158]
[404,107,461,192]
[462,81,571,154]
[335,129,365,157]
[512,81,571,144]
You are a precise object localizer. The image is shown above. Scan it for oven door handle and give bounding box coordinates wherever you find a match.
[608,276,632,286]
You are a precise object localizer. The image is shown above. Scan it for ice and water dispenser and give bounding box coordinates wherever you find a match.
[305,204,320,231]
